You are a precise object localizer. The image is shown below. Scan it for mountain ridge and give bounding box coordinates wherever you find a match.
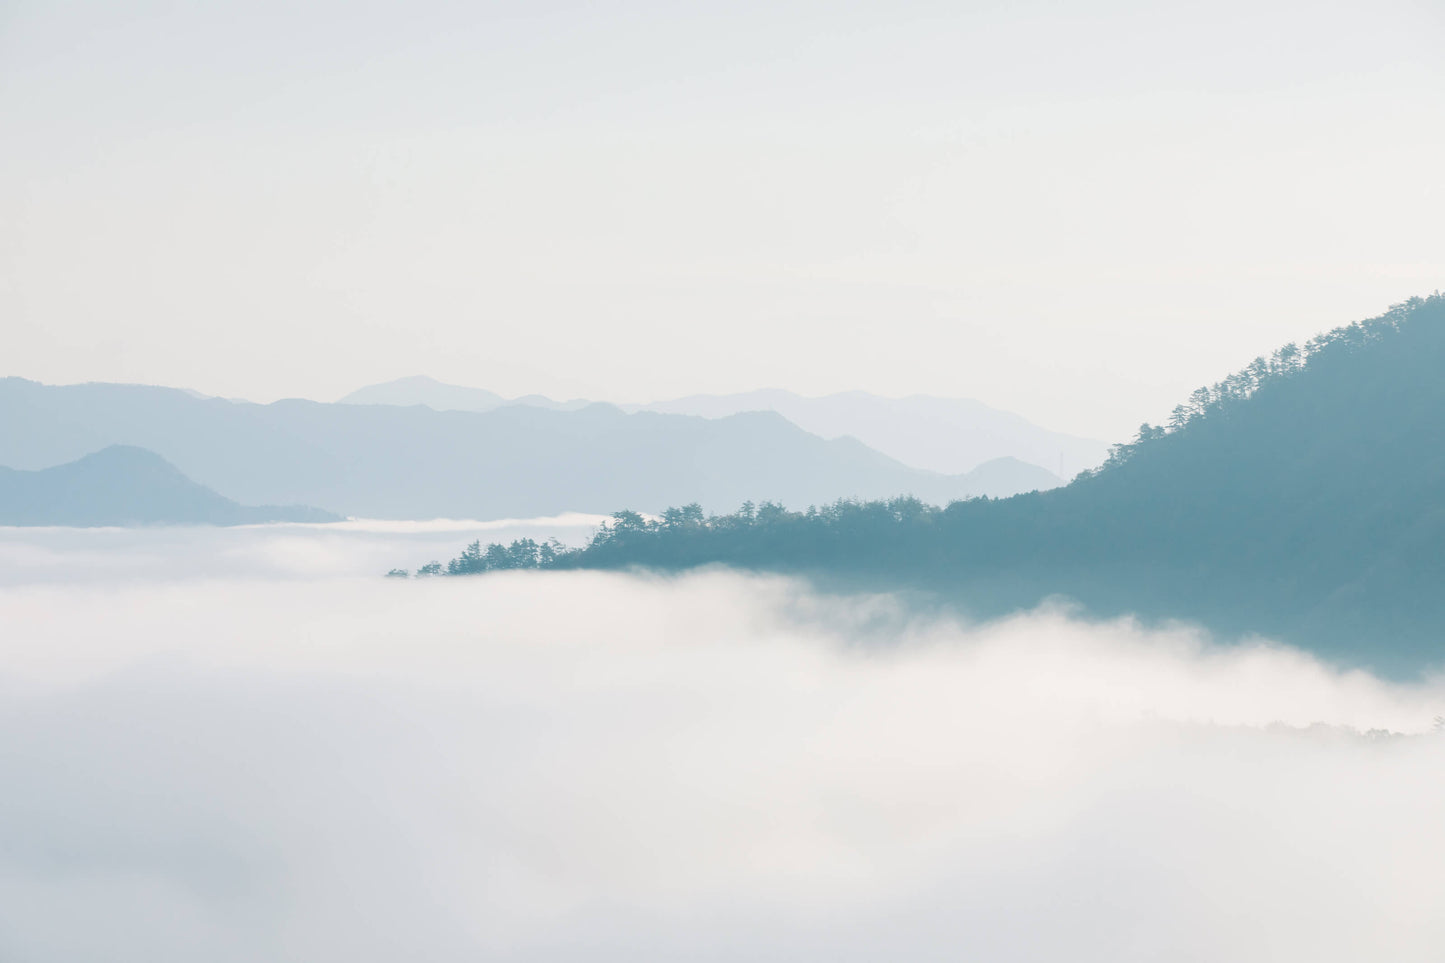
[0,380,1060,520]
[629,388,1108,477]
[0,445,338,527]
[337,377,1107,477]
[483,294,1445,675]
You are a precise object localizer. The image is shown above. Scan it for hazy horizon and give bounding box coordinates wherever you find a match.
[4,0,1442,438]
[3,370,1102,419]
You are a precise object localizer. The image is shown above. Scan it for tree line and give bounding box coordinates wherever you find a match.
[383,293,1445,673]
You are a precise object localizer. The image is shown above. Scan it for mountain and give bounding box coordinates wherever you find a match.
[339,375,590,412]
[341,379,1105,478]
[0,446,337,526]
[0,383,1060,520]
[522,295,1445,675]
[630,389,1109,478]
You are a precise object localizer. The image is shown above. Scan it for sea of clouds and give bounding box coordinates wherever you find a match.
[1,523,1443,961]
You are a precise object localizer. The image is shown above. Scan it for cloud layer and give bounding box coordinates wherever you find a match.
[1,527,1442,960]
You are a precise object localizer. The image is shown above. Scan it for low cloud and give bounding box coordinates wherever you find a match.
[1,528,1442,961]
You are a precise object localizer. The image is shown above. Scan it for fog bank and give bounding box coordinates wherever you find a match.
[0,515,602,586]
[1,528,1442,960]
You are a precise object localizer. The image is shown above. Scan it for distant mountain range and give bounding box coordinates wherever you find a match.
[0,446,336,527]
[0,380,1061,521]
[629,389,1108,478]
[340,376,1108,478]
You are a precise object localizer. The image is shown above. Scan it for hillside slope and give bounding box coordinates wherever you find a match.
[542,294,1445,673]
[0,446,337,526]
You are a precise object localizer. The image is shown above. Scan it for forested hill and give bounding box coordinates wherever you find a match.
[441,294,1445,674]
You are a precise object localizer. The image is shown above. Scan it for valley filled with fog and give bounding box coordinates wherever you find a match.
[2,523,1443,962]
[6,0,1443,955]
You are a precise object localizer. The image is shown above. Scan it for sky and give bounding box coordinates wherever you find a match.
[2,0,1443,438]
[2,525,1445,961]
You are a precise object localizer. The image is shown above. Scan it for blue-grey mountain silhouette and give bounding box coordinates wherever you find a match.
[629,389,1109,478]
[0,446,337,526]
[452,295,1445,676]
[341,377,1106,479]
[0,382,1059,520]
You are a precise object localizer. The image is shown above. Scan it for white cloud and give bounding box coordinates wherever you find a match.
[0,517,603,586]
[0,527,1441,960]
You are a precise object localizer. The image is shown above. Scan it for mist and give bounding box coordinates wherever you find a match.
[2,526,1443,961]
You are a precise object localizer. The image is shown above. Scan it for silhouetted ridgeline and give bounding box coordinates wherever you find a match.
[341,378,1108,477]
[0,381,1060,519]
[423,295,1445,675]
[627,389,1108,477]
[0,446,337,526]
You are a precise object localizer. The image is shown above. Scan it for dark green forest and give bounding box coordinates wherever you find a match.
[415,294,1445,674]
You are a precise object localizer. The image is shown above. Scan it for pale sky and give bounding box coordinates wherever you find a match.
[2,0,1442,439]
